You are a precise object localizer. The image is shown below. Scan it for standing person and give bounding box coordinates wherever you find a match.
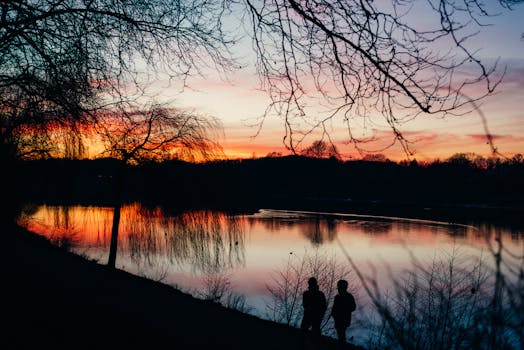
[301,277,327,336]
[331,279,356,343]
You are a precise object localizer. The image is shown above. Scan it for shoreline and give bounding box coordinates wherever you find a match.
[5,201,522,349]
[251,197,524,229]
[21,196,524,227]
[4,222,364,350]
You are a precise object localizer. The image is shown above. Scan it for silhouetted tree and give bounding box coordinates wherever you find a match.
[266,249,357,337]
[0,0,235,225]
[198,271,250,312]
[302,140,341,160]
[4,1,522,163]
[1,0,234,156]
[265,151,283,158]
[98,103,223,268]
[446,153,478,167]
[362,154,389,163]
[338,237,524,350]
[245,0,522,155]
[510,153,524,165]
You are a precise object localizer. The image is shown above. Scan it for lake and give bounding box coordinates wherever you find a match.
[19,203,524,347]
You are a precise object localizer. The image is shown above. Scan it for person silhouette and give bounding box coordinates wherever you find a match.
[331,279,356,343]
[300,277,327,336]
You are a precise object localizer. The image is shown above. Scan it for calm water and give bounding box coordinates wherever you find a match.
[19,203,524,346]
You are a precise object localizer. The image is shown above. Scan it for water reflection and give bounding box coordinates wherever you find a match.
[19,205,524,347]
[21,205,523,272]
[21,205,524,267]
[21,203,245,274]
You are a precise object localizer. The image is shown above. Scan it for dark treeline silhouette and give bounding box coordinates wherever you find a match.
[13,153,524,225]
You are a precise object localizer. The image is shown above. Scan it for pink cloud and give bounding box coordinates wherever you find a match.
[467,134,513,141]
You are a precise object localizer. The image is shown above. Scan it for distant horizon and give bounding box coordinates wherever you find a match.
[27,149,523,164]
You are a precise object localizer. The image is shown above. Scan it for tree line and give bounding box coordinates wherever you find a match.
[13,153,523,224]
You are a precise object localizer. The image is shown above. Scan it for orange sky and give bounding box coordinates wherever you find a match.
[147,60,524,162]
[79,5,524,163]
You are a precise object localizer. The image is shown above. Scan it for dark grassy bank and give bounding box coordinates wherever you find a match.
[4,223,364,350]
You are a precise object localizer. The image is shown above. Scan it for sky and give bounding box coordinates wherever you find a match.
[143,2,524,162]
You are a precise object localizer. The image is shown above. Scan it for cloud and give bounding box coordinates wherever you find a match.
[467,133,524,142]
[401,131,440,143]
[467,134,509,141]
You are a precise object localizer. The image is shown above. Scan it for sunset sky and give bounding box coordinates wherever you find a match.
[142,3,524,162]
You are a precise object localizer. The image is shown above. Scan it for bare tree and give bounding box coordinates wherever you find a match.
[0,80,92,160]
[198,271,251,312]
[483,225,524,350]
[301,140,341,159]
[96,103,223,165]
[97,103,223,268]
[362,153,389,163]
[244,0,522,156]
[266,249,357,336]
[337,236,524,350]
[0,0,234,161]
[3,0,522,162]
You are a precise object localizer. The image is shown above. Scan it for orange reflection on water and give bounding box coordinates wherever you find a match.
[22,204,116,247]
[21,205,522,265]
[20,203,245,272]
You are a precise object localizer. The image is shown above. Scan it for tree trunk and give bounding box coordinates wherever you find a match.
[107,162,124,268]
[107,202,121,268]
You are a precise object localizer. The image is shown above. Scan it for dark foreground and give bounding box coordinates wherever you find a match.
[3,224,364,350]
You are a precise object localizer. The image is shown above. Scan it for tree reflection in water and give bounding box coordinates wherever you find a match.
[20,203,246,275]
[252,214,338,245]
[126,208,246,274]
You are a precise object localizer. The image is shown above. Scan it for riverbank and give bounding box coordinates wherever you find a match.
[4,223,364,350]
